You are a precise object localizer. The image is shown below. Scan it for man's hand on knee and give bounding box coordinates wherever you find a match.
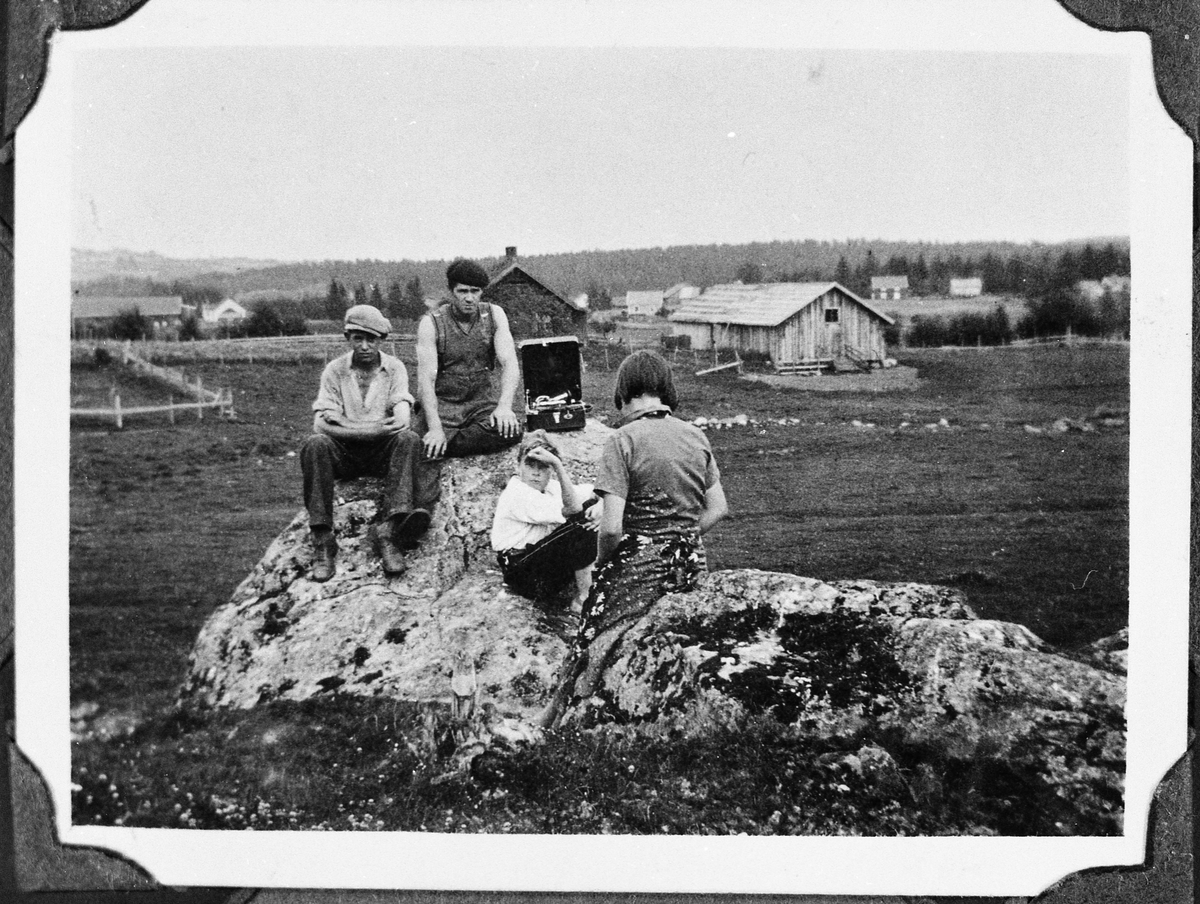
[423,426,448,459]
[489,405,521,438]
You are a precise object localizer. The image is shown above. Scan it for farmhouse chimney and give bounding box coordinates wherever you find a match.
[505,246,517,262]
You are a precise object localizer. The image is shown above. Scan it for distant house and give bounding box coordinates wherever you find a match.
[1101,275,1131,295]
[201,298,248,324]
[1076,275,1131,302]
[669,282,894,367]
[662,283,700,313]
[71,295,185,339]
[870,275,909,301]
[949,277,983,298]
[484,246,587,340]
[624,290,666,319]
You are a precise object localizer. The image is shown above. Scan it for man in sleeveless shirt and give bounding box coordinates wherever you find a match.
[413,258,522,459]
[300,305,438,581]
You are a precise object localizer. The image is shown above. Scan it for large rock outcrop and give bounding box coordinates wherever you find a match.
[180,422,611,720]
[180,419,1125,832]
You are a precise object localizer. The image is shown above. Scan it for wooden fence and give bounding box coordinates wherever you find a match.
[76,334,416,366]
[70,341,235,429]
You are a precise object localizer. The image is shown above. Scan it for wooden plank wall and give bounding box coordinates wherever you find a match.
[670,287,887,362]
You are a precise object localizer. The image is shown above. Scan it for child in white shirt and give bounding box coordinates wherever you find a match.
[491,430,599,609]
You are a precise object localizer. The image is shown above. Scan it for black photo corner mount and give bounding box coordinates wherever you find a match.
[1,0,1195,902]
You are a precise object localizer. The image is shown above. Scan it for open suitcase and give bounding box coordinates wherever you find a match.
[518,335,588,432]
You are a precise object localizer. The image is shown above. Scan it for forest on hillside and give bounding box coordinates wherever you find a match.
[73,236,1130,325]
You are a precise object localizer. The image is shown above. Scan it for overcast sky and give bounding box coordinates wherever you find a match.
[70,45,1129,262]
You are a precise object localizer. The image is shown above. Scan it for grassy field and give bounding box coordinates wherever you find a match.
[67,340,1129,834]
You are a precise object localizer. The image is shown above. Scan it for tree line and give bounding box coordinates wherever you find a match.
[740,241,1129,299]
[73,237,1130,308]
[890,284,1131,348]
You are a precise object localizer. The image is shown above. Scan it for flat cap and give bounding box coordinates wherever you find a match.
[446,258,490,290]
[343,304,391,338]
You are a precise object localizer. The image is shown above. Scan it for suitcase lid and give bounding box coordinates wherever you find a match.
[518,336,583,400]
[518,335,582,403]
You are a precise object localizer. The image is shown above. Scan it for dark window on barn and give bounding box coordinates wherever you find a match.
[824,309,840,323]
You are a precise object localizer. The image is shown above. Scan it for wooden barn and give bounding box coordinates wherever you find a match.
[484,246,587,341]
[669,282,894,370]
[71,295,186,339]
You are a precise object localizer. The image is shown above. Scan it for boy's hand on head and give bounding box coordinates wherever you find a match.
[525,446,561,468]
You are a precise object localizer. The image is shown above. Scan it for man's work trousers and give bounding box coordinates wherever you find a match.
[411,407,523,459]
[300,429,439,530]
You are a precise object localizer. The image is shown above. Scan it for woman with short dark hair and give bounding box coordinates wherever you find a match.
[540,350,728,727]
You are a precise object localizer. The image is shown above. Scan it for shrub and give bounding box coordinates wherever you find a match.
[109,308,148,341]
[905,315,950,348]
[904,306,1013,347]
[243,301,309,338]
[882,313,902,347]
[1017,287,1102,339]
[178,315,203,342]
[660,334,691,352]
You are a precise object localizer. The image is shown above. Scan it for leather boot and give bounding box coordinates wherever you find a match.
[376,523,407,576]
[311,530,337,582]
[393,508,432,550]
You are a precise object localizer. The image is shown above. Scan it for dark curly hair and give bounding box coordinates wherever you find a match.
[613,349,678,411]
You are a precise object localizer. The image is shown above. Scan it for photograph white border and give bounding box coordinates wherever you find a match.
[15,0,1192,894]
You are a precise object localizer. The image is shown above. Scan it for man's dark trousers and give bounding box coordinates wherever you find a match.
[301,429,439,529]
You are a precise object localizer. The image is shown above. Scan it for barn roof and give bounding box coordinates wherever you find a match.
[72,295,184,318]
[669,282,894,327]
[490,261,584,311]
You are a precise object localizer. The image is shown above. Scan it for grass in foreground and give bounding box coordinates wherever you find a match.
[74,696,1112,836]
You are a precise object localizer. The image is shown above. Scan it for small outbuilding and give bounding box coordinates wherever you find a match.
[871,275,909,301]
[669,282,894,369]
[949,277,983,297]
[484,247,587,341]
[624,290,665,319]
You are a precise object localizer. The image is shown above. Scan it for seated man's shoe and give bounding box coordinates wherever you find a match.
[393,508,432,550]
[377,529,408,576]
[311,531,337,582]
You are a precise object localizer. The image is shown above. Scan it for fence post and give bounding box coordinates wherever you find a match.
[122,340,132,364]
[168,395,175,425]
[114,392,123,429]
[197,376,204,420]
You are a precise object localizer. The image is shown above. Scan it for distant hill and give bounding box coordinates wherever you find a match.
[72,237,1130,302]
[72,248,288,287]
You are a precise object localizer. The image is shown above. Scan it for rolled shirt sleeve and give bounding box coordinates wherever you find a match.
[311,361,345,419]
[386,360,416,411]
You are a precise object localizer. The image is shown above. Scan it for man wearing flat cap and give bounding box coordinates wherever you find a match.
[413,258,522,459]
[300,304,438,581]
